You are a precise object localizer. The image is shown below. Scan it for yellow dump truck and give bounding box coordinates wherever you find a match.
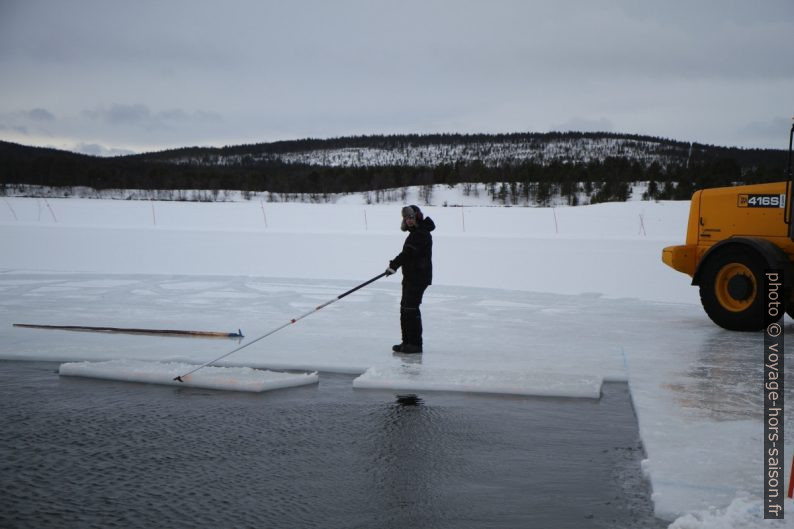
[662,124,793,331]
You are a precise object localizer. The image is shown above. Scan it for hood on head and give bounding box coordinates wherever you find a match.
[401,205,423,221]
[400,204,435,232]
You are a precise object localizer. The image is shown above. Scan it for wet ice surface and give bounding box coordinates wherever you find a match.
[0,361,663,529]
[1,272,792,522]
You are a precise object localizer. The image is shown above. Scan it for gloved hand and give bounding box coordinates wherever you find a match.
[385,266,397,276]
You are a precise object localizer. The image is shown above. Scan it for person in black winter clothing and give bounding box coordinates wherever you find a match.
[386,205,435,354]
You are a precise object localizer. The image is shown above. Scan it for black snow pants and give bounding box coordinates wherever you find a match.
[400,283,428,347]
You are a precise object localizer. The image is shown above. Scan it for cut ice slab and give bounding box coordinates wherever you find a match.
[353,366,602,399]
[59,360,319,393]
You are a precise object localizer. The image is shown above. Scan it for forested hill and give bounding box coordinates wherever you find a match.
[133,132,784,169]
[0,132,789,203]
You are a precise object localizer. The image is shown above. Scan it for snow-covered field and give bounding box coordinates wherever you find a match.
[1,195,792,527]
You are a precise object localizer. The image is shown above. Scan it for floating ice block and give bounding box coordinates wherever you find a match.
[353,366,602,399]
[59,359,318,393]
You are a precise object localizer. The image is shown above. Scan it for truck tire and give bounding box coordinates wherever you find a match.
[699,247,765,331]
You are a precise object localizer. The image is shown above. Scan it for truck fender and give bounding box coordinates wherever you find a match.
[691,237,791,287]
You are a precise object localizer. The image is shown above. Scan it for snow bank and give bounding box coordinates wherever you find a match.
[0,197,697,304]
[0,195,687,238]
[668,495,792,528]
[353,365,602,399]
[59,359,319,393]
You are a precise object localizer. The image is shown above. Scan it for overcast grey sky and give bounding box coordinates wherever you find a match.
[0,0,792,155]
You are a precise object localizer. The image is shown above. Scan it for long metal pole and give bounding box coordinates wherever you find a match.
[13,323,242,338]
[174,272,388,382]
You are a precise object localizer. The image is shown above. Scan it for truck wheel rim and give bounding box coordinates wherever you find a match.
[714,263,756,312]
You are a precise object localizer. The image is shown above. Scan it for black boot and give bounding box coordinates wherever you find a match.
[394,343,422,354]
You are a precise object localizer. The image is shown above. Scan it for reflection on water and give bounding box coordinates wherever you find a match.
[395,394,422,406]
[392,351,423,365]
[667,329,766,421]
[0,361,664,529]
[369,393,451,528]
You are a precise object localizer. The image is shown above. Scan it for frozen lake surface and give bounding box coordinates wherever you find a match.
[2,197,793,526]
[0,361,662,529]
[1,271,790,525]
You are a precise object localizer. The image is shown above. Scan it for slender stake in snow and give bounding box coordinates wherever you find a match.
[3,199,19,221]
[174,272,388,382]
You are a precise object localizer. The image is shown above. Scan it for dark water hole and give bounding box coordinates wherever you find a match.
[0,361,664,528]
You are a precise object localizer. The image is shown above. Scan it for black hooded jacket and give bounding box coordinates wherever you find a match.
[389,216,435,286]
